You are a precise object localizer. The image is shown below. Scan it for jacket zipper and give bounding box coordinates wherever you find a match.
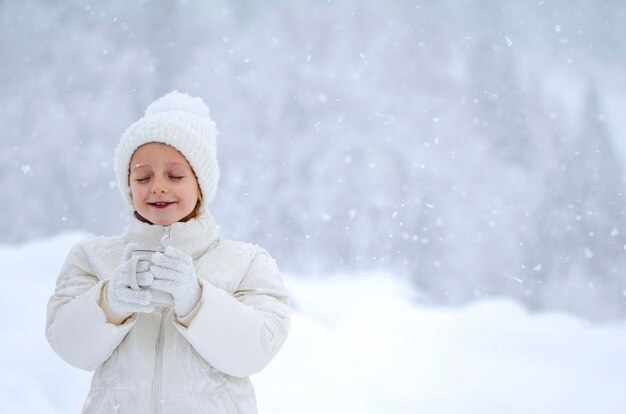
[161,225,172,248]
[153,225,172,413]
[152,308,167,414]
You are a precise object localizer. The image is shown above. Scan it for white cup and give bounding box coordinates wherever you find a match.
[129,249,173,308]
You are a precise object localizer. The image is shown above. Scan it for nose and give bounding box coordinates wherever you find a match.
[151,179,168,195]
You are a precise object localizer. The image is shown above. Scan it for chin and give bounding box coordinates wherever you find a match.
[140,214,177,226]
[136,207,195,226]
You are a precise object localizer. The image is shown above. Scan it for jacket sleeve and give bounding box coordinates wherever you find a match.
[174,248,292,378]
[45,243,138,371]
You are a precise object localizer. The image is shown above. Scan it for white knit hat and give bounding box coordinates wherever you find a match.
[114,91,219,216]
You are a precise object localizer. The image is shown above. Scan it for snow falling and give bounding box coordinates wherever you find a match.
[1,1,626,412]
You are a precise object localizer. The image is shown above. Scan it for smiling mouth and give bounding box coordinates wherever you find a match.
[148,201,176,209]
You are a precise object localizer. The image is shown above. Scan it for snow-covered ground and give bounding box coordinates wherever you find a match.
[1,234,625,413]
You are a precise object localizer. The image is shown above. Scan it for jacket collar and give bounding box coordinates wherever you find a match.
[125,212,220,259]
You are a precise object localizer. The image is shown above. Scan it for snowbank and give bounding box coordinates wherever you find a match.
[1,234,625,413]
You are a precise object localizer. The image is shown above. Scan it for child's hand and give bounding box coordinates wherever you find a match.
[105,243,155,316]
[150,246,201,317]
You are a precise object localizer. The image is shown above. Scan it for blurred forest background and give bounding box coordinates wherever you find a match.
[2,0,626,321]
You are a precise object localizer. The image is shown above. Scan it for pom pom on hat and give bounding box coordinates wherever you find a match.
[145,91,211,119]
[114,91,219,217]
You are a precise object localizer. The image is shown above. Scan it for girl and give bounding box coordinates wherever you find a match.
[46,91,292,413]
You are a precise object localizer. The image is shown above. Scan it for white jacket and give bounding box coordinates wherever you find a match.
[46,214,291,413]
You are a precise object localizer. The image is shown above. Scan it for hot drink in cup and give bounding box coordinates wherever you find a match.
[129,249,174,308]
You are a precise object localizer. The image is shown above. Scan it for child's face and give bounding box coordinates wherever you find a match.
[129,142,201,225]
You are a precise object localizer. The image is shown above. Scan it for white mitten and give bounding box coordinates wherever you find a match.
[150,246,201,317]
[105,243,155,315]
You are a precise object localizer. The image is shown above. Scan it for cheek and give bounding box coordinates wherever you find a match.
[129,184,145,201]
[182,186,200,205]
[185,187,199,202]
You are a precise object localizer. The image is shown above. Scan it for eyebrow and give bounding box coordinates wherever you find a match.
[131,161,186,171]
[131,163,150,171]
